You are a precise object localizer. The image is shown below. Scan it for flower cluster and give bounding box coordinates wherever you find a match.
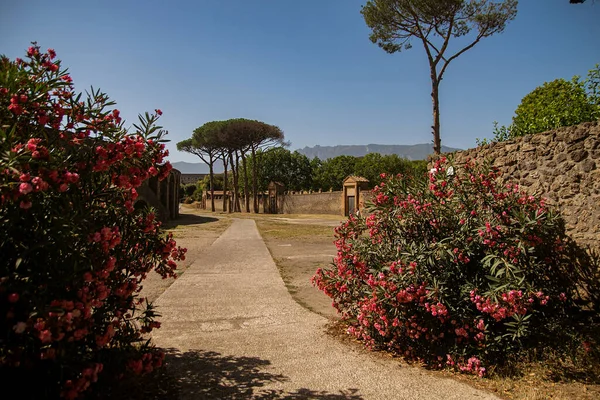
[313,156,598,376]
[0,45,186,398]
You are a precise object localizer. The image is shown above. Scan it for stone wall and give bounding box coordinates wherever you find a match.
[281,192,342,215]
[444,121,600,249]
[195,192,343,215]
[135,169,181,221]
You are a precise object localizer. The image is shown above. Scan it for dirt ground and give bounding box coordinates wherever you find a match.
[256,219,341,320]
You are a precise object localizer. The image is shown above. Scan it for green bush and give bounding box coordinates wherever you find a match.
[0,45,186,398]
[313,157,599,376]
[181,183,196,198]
[493,65,600,142]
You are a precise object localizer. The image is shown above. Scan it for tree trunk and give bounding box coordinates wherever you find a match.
[431,77,441,155]
[209,154,215,212]
[222,154,229,213]
[234,151,242,212]
[251,146,259,213]
[228,151,238,213]
[241,151,250,213]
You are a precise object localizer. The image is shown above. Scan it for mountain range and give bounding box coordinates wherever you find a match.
[171,161,223,174]
[171,143,461,174]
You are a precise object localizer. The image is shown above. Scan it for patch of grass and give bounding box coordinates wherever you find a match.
[256,220,334,240]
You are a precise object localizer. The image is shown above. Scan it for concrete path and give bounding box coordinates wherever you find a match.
[152,219,498,400]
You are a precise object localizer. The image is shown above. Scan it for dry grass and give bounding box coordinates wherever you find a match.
[453,363,600,400]
[255,220,336,240]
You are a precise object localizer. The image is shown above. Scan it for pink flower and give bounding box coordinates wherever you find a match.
[583,341,592,353]
[19,182,33,194]
[64,172,79,183]
[476,319,485,331]
[559,293,567,302]
[13,322,27,334]
[455,327,468,337]
[8,293,19,303]
[20,200,32,209]
[39,329,52,343]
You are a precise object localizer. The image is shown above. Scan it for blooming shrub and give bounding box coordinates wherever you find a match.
[0,45,186,398]
[313,157,599,376]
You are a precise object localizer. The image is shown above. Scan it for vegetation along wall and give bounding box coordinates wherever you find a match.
[446,121,600,250]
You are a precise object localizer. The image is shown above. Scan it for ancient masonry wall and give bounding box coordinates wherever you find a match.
[281,191,342,215]
[445,121,600,249]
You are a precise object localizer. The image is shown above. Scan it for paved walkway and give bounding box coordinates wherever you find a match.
[152,219,497,400]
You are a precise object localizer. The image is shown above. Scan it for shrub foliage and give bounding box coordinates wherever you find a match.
[492,65,600,142]
[313,157,599,375]
[0,45,186,398]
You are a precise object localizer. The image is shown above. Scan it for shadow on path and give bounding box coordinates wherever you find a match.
[158,348,364,400]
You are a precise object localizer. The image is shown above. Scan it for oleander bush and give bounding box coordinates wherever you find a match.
[313,157,599,376]
[0,44,186,398]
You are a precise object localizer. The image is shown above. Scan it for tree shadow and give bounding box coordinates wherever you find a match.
[165,213,219,228]
[115,348,364,400]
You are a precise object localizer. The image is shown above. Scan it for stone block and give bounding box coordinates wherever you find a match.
[521,142,536,152]
[566,127,588,144]
[554,152,568,164]
[530,133,552,146]
[570,149,588,163]
[584,137,600,150]
[580,159,596,173]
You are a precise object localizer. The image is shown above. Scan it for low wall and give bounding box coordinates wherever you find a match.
[195,192,343,215]
[444,121,600,249]
[281,192,342,215]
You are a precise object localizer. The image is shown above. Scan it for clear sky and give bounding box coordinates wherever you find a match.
[1,1,599,163]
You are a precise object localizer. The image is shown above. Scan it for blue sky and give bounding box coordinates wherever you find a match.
[1,1,599,163]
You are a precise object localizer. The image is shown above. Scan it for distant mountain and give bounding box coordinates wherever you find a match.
[171,161,223,174]
[296,143,461,161]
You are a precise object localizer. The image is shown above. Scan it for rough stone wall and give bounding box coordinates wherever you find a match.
[282,192,342,215]
[445,121,600,249]
[135,169,181,221]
